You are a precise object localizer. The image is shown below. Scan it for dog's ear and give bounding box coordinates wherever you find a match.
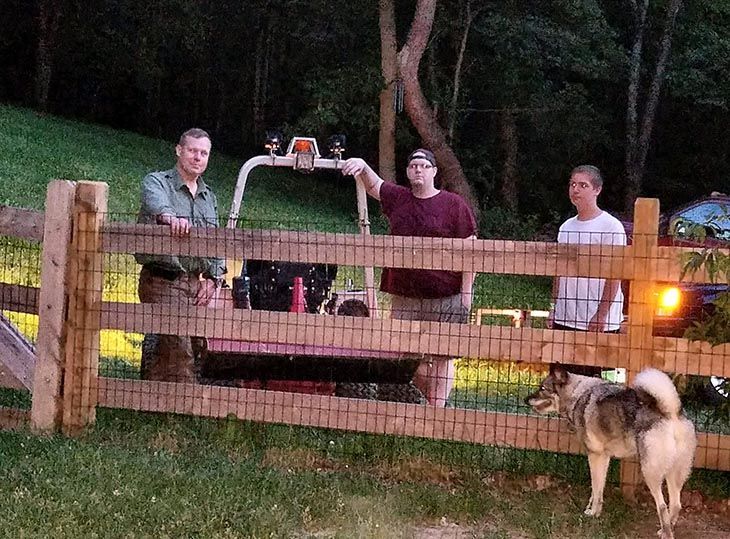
[550,363,569,384]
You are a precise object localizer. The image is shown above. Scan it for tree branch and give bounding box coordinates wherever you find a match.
[636,0,684,172]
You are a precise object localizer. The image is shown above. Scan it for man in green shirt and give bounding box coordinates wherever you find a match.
[135,128,226,383]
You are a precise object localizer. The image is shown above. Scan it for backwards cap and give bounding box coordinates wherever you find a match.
[407,148,436,167]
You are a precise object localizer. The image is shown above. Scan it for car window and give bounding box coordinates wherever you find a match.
[673,201,730,242]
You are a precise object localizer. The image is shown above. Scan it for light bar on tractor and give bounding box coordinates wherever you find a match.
[225,133,376,316]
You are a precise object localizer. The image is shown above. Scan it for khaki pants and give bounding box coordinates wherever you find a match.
[138,266,203,383]
[390,294,468,407]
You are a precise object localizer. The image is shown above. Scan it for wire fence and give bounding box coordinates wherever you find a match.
[1,184,729,492]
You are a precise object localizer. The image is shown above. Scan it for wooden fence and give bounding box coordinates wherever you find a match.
[1,180,729,496]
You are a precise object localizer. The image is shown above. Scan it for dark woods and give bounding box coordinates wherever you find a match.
[2,0,729,235]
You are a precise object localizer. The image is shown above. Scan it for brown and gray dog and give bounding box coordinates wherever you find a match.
[525,364,697,539]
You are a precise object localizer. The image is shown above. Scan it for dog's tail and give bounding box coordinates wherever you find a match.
[632,368,682,418]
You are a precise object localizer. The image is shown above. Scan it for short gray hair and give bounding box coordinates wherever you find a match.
[179,128,211,146]
[570,164,603,188]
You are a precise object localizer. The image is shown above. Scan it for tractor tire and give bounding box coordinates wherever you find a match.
[335,383,378,400]
[376,382,427,404]
[140,333,159,380]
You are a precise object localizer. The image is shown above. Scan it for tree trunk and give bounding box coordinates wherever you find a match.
[378,0,397,182]
[624,0,684,211]
[398,0,478,213]
[35,0,64,111]
[253,5,274,143]
[499,110,519,212]
[448,1,478,144]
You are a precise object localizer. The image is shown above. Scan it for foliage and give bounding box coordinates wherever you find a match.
[2,0,730,220]
[478,205,543,240]
[680,214,730,418]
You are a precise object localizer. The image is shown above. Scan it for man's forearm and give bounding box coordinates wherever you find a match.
[596,279,620,318]
[356,164,384,200]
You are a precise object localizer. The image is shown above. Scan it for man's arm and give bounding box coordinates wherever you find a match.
[588,279,620,331]
[548,277,559,329]
[141,173,191,237]
[341,158,384,200]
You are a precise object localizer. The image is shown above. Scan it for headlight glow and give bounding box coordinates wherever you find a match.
[656,286,681,317]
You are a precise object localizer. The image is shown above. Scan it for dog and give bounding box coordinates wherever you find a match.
[525,364,697,539]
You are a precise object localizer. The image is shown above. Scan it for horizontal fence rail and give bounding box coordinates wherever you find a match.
[0,205,44,242]
[99,302,730,378]
[96,379,729,472]
[103,223,729,283]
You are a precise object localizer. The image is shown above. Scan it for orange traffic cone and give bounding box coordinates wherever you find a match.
[290,276,307,313]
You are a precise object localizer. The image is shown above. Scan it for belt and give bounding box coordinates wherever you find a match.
[144,265,186,281]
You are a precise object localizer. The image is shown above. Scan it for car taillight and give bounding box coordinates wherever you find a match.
[656,286,681,317]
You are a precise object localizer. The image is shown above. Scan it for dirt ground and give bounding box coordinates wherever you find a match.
[410,487,730,539]
[410,513,730,539]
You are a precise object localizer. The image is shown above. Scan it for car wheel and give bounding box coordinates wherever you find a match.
[704,376,729,404]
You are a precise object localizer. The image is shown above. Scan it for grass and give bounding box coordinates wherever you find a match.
[0,409,676,539]
[1,104,367,229]
[2,408,727,537]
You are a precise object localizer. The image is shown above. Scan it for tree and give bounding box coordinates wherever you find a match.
[396,0,478,210]
[447,0,481,145]
[35,0,64,111]
[459,1,624,217]
[378,0,397,183]
[624,0,684,211]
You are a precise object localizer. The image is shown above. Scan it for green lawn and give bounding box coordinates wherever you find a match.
[0,408,709,539]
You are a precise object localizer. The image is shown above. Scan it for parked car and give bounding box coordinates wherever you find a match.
[623,192,729,402]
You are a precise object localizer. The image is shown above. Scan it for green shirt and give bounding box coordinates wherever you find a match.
[134,167,226,278]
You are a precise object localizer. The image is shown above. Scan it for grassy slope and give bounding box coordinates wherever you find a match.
[0,105,364,230]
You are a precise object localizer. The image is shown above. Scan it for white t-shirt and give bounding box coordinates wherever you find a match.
[554,211,626,331]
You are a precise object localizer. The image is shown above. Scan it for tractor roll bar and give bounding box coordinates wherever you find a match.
[226,154,376,315]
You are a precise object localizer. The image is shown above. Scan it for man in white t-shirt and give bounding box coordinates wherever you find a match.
[548,165,626,376]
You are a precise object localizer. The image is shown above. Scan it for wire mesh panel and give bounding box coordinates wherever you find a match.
[50,198,729,485]
[0,236,40,412]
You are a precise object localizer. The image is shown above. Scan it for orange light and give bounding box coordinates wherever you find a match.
[293,139,314,153]
[656,286,681,317]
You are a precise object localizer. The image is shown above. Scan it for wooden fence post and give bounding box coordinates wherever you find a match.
[620,197,660,500]
[62,181,107,435]
[30,181,77,433]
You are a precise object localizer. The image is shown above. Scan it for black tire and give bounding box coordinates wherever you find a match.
[140,333,159,380]
[376,382,427,404]
[335,383,378,400]
[703,376,730,405]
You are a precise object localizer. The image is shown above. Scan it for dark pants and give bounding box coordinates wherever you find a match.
[138,266,203,383]
[552,322,619,377]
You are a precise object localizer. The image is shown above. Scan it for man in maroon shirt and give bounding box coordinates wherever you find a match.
[342,149,477,406]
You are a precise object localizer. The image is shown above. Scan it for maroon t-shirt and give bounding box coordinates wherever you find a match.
[379,181,477,298]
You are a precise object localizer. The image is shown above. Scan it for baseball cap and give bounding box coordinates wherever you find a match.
[407,148,436,167]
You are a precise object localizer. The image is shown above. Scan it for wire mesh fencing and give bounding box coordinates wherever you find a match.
[87,206,730,483]
[1,191,728,486]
